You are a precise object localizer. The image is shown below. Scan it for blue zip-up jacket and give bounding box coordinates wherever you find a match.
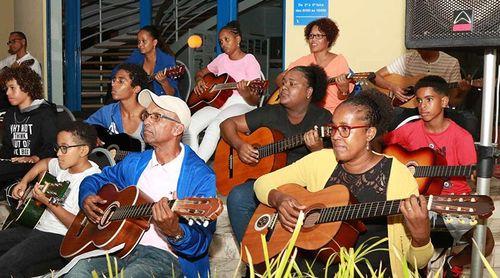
[79,146,216,277]
[85,102,127,134]
[112,48,179,97]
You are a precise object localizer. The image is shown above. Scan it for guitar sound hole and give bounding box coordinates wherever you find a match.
[255,214,271,231]
[304,210,320,228]
[98,202,119,229]
[406,161,418,175]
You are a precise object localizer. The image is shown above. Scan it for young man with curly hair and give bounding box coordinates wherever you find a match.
[0,66,57,191]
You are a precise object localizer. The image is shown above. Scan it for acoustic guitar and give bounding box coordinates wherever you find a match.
[213,126,332,196]
[384,144,481,195]
[375,74,483,108]
[187,73,269,114]
[60,183,223,259]
[266,72,376,105]
[2,171,70,230]
[241,183,494,264]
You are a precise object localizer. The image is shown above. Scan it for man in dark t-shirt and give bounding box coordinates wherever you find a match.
[221,65,333,243]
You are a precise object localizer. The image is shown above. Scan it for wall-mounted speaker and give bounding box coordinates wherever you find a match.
[405,0,500,48]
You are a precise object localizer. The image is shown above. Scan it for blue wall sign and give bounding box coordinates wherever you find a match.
[294,0,329,26]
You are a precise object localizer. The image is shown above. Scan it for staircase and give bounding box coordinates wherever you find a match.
[80,0,218,111]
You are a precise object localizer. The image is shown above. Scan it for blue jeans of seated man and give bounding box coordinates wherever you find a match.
[227,180,260,243]
[64,244,182,277]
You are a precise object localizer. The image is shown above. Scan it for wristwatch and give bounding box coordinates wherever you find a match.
[167,230,184,243]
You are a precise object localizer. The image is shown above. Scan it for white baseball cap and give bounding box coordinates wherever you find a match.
[138,89,191,128]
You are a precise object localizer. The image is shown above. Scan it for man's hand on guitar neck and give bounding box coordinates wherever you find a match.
[82,195,107,223]
[268,189,307,233]
[152,197,184,239]
[400,195,431,247]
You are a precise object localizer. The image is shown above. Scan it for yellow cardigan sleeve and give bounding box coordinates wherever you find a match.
[254,149,338,205]
[386,157,434,273]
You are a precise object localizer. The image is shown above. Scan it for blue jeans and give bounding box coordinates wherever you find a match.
[227,180,260,243]
[65,245,182,277]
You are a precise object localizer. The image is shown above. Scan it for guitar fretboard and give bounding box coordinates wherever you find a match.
[212,82,238,91]
[109,200,176,221]
[316,199,403,224]
[413,165,475,178]
[257,133,307,159]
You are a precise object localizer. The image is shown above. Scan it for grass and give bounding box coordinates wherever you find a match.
[78,213,498,278]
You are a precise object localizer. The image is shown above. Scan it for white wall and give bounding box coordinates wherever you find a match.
[284,0,406,72]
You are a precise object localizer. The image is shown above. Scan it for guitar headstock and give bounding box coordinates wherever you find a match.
[174,197,223,226]
[347,72,376,81]
[429,194,494,220]
[163,65,186,80]
[248,79,269,93]
[318,125,333,138]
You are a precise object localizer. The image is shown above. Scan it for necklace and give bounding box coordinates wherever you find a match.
[13,112,30,125]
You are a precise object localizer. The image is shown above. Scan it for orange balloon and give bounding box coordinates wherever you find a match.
[188,35,203,48]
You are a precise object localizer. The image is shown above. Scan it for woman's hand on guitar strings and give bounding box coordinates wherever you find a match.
[269,190,307,233]
[194,79,208,96]
[237,142,259,165]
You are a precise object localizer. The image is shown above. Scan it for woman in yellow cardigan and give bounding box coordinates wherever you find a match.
[253,89,433,276]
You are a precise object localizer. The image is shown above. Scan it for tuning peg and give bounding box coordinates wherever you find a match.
[203,221,209,227]
[471,197,476,202]
[195,220,202,226]
[444,216,453,224]
[470,218,478,226]
[459,217,466,224]
[188,219,194,226]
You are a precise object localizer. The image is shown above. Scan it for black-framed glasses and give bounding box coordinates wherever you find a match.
[307,34,327,40]
[6,39,22,45]
[329,125,370,138]
[54,144,87,154]
[140,110,180,124]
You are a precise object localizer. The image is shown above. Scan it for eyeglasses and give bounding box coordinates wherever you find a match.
[329,125,370,138]
[307,34,327,40]
[6,39,22,45]
[140,110,180,123]
[54,144,87,154]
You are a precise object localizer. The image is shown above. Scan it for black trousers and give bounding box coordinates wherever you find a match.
[0,226,67,277]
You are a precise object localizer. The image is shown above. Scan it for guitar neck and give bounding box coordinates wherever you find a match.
[109,200,176,221]
[257,133,307,159]
[413,165,475,178]
[316,197,425,224]
[212,82,238,91]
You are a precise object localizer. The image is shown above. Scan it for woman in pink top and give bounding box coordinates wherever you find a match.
[276,18,353,113]
[183,21,262,162]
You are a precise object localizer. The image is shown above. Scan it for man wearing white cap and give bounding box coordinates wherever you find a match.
[68,89,216,278]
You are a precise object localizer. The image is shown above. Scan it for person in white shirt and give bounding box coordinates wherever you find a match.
[0,121,101,277]
[0,31,42,76]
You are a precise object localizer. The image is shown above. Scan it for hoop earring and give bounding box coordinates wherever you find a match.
[366,142,371,151]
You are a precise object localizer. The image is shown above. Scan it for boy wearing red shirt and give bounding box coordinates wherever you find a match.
[384,75,493,277]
